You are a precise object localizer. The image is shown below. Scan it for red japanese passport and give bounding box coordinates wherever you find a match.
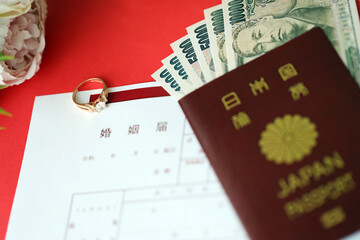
[179,28,360,240]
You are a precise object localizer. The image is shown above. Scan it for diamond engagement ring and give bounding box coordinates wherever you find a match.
[72,78,109,112]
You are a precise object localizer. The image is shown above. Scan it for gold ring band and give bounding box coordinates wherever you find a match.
[72,78,109,112]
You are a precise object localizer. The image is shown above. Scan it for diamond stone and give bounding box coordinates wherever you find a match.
[95,101,106,112]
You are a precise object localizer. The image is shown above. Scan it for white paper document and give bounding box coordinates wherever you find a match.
[6,82,247,240]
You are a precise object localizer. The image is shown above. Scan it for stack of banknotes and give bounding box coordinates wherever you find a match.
[152,0,360,100]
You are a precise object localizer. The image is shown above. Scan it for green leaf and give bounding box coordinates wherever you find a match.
[0,55,13,61]
[0,52,13,61]
[0,85,8,90]
[0,85,11,130]
[0,107,12,116]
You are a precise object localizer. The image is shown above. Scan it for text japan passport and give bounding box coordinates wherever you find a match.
[179,28,360,240]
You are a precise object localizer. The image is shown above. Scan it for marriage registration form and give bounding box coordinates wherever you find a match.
[6,82,247,240]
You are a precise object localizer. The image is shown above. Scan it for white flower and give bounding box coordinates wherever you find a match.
[0,0,34,18]
[0,0,46,86]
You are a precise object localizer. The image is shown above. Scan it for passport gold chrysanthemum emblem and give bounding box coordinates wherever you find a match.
[259,114,318,165]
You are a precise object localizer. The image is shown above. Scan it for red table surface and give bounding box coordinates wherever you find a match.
[0,0,219,237]
[0,1,359,238]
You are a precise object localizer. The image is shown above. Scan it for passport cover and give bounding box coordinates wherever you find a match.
[179,28,360,240]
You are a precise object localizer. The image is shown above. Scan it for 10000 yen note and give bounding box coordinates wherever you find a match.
[171,35,207,88]
[222,0,248,71]
[333,0,360,83]
[151,66,189,100]
[222,0,360,84]
[187,20,216,81]
[161,53,197,93]
[204,5,228,77]
[222,0,300,70]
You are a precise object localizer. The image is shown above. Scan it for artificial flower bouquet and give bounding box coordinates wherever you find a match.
[0,0,46,125]
[0,0,46,86]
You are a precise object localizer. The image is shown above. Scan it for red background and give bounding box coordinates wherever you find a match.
[0,0,219,237]
[0,0,359,238]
